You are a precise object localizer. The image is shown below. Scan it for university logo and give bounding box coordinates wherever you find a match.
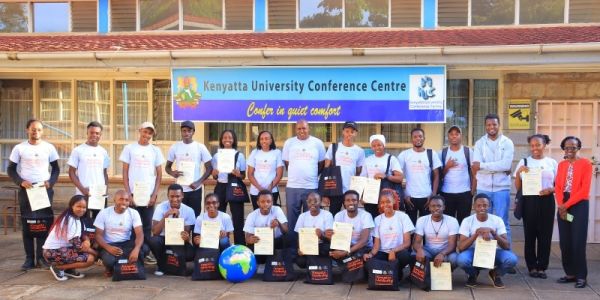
[174,76,201,109]
[409,74,445,110]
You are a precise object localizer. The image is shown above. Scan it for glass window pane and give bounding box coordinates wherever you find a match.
[1,143,18,173]
[472,0,515,25]
[153,79,179,141]
[0,79,33,139]
[438,0,468,26]
[269,0,296,29]
[115,81,149,141]
[77,81,111,139]
[335,124,377,144]
[208,123,247,146]
[250,123,289,148]
[54,143,72,175]
[310,124,332,142]
[225,0,253,30]
[114,144,125,175]
[40,81,72,140]
[381,124,413,144]
[111,0,136,32]
[183,0,223,30]
[569,0,600,23]
[299,0,342,28]
[72,1,97,32]
[391,0,420,27]
[472,79,498,140]
[141,0,179,30]
[345,0,388,27]
[520,0,564,24]
[444,79,469,144]
[0,3,28,32]
[33,2,69,32]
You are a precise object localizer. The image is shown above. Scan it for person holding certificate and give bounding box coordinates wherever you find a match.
[554,136,593,288]
[7,119,60,270]
[67,121,110,220]
[211,129,246,245]
[119,121,165,264]
[165,121,213,217]
[456,194,517,289]
[363,190,414,279]
[294,192,334,268]
[360,134,403,219]
[513,134,557,279]
[147,184,196,276]
[244,190,289,264]
[247,130,284,209]
[193,193,234,252]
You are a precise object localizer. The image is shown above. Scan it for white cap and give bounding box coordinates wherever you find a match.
[369,134,386,147]
[139,121,156,132]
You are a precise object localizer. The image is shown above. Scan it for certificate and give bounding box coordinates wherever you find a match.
[88,184,107,210]
[349,176,367,196]
[473,238,497,269]
[176,161,196,186]
[133,181,151,206]
[330,222,353,252]
[430,262,452,290]
[165,218,185,246]
[299,228,319,256]
[254,227,274,255]
[199,220,220,249]
[362,178,381,204]
[522,168,542,196]
[217,149,236,173]
[26,182,51,211]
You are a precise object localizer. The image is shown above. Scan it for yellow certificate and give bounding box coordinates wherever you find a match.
[217,149,236,173]
[430,262,452,290]
[133,181,151,206]
[299,228,319,256]
[254,227,274,255]
[473,238,497,269]
[165,218,184,246]
[199,220,220,249]
[522,168,542,196]
[349,176,367,196]
[176,161,196,186]
[330,222,353,252]
[26,182,51,211]
[88,184,107,210]
[362,178,381,204]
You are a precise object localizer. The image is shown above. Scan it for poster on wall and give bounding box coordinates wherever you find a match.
[508,100,531,129]
[171,66,446,123]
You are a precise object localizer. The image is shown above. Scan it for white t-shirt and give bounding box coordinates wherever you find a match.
[294,209,334,232]
[374,211,414,253]
[513,156,558,190]
[282,136,326,189]
[67,143,110,195]
[439,146,473,194]
[151,201,196,236]
[243,206,288,238]
[247,149,284,195]
[119,143,165,194]
[9,140,59,183]
[458,214,507,248]
[398,149,442,198]
[43,216,82,249]
[334,209,375,248]
[360,154,402,178]
[415,214,459,252]
[94,206,143,244]
[167,141,212,192]
[211,151,246,184]
[193,211,234,234]
[325,143,365,192]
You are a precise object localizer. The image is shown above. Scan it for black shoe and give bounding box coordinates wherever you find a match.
[537,271,547,279]
[21,258,35,271]
[489,270,505,289]
[528,270,539,278]
[64,269,85,279]
[466,274,478,288]
[557,276,577,283]
[575,279,586,288]
[37,258,50,270]
[507,267,517,274]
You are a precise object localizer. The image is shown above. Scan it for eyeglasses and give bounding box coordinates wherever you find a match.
[563,146,579,151]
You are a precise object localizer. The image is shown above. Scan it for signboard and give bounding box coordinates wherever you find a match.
[508,100,531,129]
[171,66,446,123]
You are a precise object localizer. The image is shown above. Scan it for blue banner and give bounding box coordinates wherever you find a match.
[172,66,446,123]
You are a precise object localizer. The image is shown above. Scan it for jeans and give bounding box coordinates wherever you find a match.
[477,189,511,244]
[411,246,458,269]
[285,187,314,243]
[456,247,517,277]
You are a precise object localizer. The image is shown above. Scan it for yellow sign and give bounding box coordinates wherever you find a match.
[508,100,531,129]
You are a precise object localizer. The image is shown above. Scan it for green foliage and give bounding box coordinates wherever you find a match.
[0,3,28,33]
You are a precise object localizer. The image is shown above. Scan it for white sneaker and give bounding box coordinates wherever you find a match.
[154,270,164,276]
[50,265,68,281]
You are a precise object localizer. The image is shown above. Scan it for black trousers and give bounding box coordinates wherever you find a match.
[327,195,344,217]
[147,236,194,272]
[250,192,280,210]
[19,187,54,261]
[522,194,555,271]
[214,182,245,245]
[373,249,412,276]
[135,206,155,247]
[183,188,203,217]
[364,203,379,220]
[406,197,429,225]
[557,194,588,280]
[440,191,472,225]
[295,242,330,268]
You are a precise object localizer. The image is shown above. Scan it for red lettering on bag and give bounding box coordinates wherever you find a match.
[120,264,138,274]
[346,258,364,271]
[232,187,244,197]
[310,270,330,281]
[167,255,179,267]
[375,275,394,286]
[411,266,425,280]
[29,223,48,232]
[200,262,216,272]
[272,265,287,277]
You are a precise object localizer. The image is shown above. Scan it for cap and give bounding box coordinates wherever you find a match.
[342,121,358,131]
[447,125,462,134]
[139,121,155,132]
[181,120,195,130]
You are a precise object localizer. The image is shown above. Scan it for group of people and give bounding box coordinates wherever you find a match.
[6,114,592,289]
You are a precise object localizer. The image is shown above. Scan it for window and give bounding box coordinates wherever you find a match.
[115,81,149,141]
[570,0,600,23]
[438,0,468,26]
[444,79,469,144]
[299,0,343,28]
[391,0,420,27]
[183,0,223,30]
[0,3,28,32]
[111,0,136,31]
[72,1,98,32]
[268,0,296,29]
[33,2,69,32]
[472,79,498,141]
[0,1,97,32]
[39,81,72,140]
[520,0,564,24]
[140,0,179,31]
[0,79,33,173]
[345,0,389,27]
[153,79,180,141]
[77,81,111,139]
[225,0,253,29]
[471,0,515,26]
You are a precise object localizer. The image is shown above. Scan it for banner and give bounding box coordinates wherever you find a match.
[172,66,446,123]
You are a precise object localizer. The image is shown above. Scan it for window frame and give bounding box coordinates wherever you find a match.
[0,0,98,33]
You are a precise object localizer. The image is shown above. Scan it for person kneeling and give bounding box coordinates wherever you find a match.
[295,192,333,267]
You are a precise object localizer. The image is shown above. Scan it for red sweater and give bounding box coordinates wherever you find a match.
[555,158,593,209]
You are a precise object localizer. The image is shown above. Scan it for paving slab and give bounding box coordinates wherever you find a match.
[288,280,351,297]
[411,286,473,300]
[91,287,162,300]
[155,288,221,299]
[348,283,410,300]
[22,285,104,300]
[0,284,46,300]
[0,270,24,283]
[535,290,600,300]
[472,289,536,300]
[228,278,294,295]
[1,269,57,286]
[167,277,233,292]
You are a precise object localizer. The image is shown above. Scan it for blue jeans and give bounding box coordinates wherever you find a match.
[411,246,458,269]
[456,247,517,277]
[285,188,314,239]
[477,189,511,244]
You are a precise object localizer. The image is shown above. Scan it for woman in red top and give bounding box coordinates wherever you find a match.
[554,136,593,288]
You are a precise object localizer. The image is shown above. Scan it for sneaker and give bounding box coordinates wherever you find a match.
[466,274,478,288]
[64,269,85,279]
[154,270,164,276]
[21,258,35,271]
[144,254,157,265]
[50,265,68,281]
[489,270,505,289]
[37,258,50,270]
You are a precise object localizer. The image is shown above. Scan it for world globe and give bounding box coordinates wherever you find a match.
[218,245,257,283]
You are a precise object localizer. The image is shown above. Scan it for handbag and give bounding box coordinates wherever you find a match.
[305,256,333,285]
[514,158,527,220]
[226,152,250,203]
[409,260,431,291]
[263,248,296,282]
[163,246,188,276]
[341,253,366,283]
[366,258,400,291]
[113,259,146,281]
[318,143,343,197]
[380,155,404,211]
[23,216,53,238]
[191,248,222,280]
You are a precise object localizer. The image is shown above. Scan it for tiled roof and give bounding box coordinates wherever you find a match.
[0,25,599,53]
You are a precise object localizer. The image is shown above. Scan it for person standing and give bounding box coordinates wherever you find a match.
[472,114,514,243]
[67,121,110,220]
[247,130,284,209]
[8,119,60,270]
[165,121,213,217]
[554,136,593,288]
